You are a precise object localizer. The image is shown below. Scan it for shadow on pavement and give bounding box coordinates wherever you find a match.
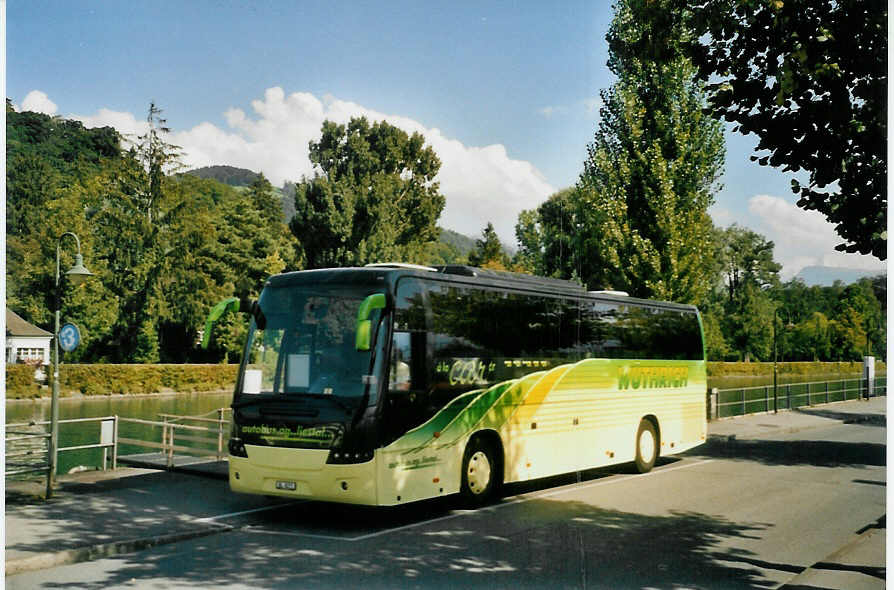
[794,407,886,427]
[692,438,885,468]
[20,496,779,590]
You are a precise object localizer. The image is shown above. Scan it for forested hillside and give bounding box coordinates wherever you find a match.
[185,165,259,187]
[7,104,298,363]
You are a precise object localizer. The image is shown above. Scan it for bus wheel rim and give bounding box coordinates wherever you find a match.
[467,450,492,494]
[639,428,655,463]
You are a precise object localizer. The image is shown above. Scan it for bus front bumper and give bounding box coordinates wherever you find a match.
[229,445,378,505]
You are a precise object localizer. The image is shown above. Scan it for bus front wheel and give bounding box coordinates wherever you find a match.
[634,419,658,473]
[460,438,498,506]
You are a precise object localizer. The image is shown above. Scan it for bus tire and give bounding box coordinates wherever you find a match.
[460,438,498,506]
[634,419,658,473]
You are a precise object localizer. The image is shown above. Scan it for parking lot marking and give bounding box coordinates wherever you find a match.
[193,501,305,523]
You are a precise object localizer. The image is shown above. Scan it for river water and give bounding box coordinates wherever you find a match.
[6,391,233,475]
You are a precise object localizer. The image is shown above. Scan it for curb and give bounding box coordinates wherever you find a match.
[778,524,886,588]
[5,524,232,576]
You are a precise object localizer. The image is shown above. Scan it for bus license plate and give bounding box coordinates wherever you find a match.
[275,480,297,491]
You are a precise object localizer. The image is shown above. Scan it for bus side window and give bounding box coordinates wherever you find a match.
[382,278,434,443]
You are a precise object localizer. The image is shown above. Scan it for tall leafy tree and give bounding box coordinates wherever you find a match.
[577,0,725,303]
[685,0,887,259]
[290,117,445,268]
[92,104,219,362]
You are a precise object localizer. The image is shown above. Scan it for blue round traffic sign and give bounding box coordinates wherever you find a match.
[59,323,81,352]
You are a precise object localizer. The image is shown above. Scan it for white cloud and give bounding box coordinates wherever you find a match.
[75,108,147,138]
[583,97,601,114]
[538,106,566,118]
[68,86,554,243]
[708,205,734,228]
[746,194,886,279]
[21,90,57,115]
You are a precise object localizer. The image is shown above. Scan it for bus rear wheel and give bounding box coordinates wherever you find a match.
[634,419,658,473]
[460,438,498,506]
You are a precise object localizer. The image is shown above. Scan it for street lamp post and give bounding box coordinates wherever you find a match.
[47,232,93,499]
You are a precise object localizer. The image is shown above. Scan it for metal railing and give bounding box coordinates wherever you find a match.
[5,408,231,486]
[117,408,231,467]
[712,375,887,419]
[5,416,118,479]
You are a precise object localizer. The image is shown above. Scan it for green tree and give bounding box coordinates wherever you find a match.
[90,105,226,363]
[468,222,510,269]
[246,172,283,226]
[514,188,581,279]
[828,281,884,360]
[5,107,122,361]
[701,308,732,360]
[576,0,725,304]
[787,311,832,361]
[700,225,783,360]
[718,225,782,303]
[6,104,308,364]
[685,0,887,259]
[133,101,184,225]
[729,284,774,361]
[290,117,445,268]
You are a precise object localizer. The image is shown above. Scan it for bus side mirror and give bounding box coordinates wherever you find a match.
[202,297,240,349]
[355,293,386,351]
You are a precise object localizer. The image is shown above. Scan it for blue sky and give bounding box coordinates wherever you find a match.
[7,1,885,277]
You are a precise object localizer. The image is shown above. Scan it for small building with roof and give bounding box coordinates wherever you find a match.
[6,309,52,366]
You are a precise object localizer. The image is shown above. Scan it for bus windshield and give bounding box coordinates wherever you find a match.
[238,285,384,403]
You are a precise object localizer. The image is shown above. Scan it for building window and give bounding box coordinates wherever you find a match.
[16,348,44,362]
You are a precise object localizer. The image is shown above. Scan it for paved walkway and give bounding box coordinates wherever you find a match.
[5,397,887,586]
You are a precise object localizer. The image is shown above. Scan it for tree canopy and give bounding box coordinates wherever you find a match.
[290,117,445,268]
[685,0,887,259]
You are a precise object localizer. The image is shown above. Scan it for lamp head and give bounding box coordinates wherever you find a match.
[65,253,94,286]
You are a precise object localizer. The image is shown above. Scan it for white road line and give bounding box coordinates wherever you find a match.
[241,458,716,542]
[193,501,304,523]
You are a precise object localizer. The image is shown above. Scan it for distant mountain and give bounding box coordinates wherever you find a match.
[439,228,476,256]
[185,165,259,187]
[794,265,886,287]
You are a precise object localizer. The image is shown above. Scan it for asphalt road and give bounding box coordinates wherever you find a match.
[7,419,886,589]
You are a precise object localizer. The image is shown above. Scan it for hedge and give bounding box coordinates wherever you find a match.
[6,364,238,400]
[6,361,884,400]
[5,364,43,398]
[707,361,885,378]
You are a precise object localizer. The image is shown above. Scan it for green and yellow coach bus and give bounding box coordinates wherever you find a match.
[220,263,706,506]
